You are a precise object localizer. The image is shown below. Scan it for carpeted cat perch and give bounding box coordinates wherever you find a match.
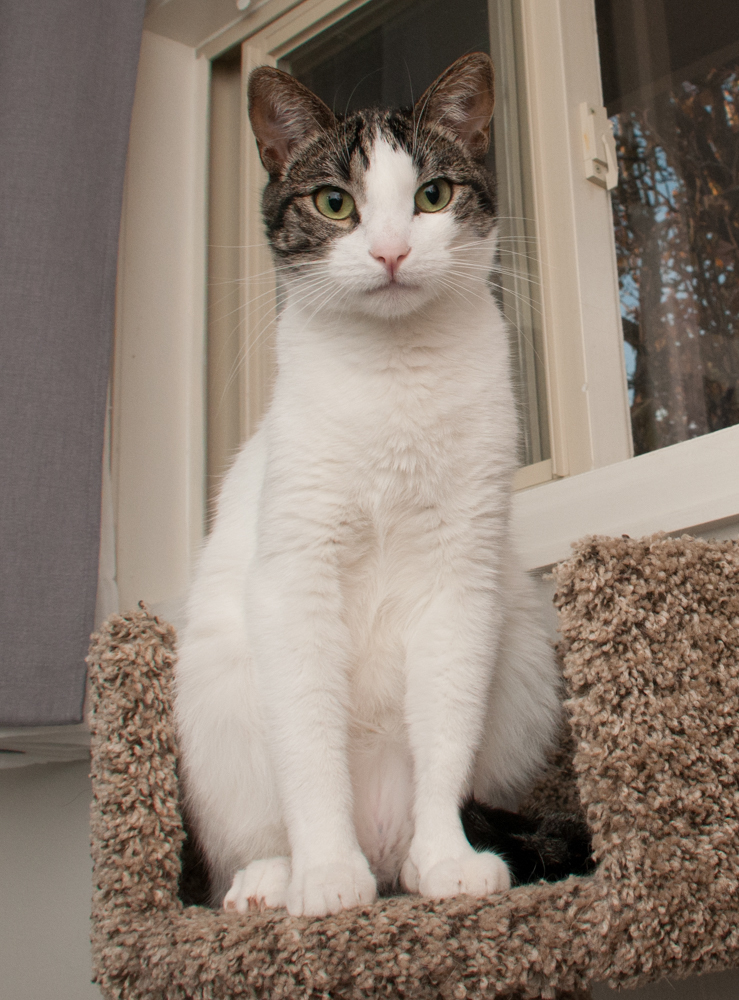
[88,534,739,999]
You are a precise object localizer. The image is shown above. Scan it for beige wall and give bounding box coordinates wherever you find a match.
[3,753,739,1000]
[113,29,208,614]
[0,761,101,1000]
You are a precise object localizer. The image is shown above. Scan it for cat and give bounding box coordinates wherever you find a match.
[174,52,561,919]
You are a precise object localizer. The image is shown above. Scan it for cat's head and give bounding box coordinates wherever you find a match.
[248,54,496,321]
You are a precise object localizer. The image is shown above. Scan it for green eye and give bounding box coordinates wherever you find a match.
[414,178,452,213]
[314,187,355,220]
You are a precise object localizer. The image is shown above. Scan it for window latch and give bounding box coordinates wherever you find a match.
[579,103,618,191]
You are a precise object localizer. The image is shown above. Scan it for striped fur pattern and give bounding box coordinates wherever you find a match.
[174,54,560,919]
[252,57,497,265]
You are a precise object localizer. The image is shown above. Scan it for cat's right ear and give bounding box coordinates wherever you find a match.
[415,53,495,162]
[248,67,335,179]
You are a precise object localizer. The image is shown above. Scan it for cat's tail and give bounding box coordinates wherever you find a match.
[460,799,595,886]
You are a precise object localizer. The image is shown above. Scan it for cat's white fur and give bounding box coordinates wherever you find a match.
[175,137,560,918]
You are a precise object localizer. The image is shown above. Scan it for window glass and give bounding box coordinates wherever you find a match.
[597,0,739,454]
[280,0,549,467]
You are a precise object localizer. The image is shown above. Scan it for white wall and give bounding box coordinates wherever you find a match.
[3,754,739,1000]
[0,32,207,1000]
[595,970,739,1000]
[0,761,101,1000]
[112,29,207,615]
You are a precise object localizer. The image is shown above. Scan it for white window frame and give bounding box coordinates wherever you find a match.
[114,0,739,621]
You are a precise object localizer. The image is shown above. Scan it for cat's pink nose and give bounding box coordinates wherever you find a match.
[370,244,410,278]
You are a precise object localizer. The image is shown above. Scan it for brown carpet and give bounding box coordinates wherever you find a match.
[88,534,739,998]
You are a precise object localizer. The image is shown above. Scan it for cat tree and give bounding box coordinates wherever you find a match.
[88,534,739,999]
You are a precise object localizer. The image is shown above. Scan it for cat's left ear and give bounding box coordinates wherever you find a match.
[415,53,495,161]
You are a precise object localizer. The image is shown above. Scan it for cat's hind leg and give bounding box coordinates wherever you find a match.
[472,562,561,808]
[224,857,291,913]
[175,620,290,906]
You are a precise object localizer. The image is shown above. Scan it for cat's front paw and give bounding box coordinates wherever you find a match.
[402,849,510,900]
[287,854,377,917]
[223,856,291,913]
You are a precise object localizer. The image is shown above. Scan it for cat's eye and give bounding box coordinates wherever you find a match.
[314,186,355,220]
[414,179,452,213]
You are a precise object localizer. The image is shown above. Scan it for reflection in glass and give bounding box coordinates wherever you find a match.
[281,0,549,466]
[597,0,739,454]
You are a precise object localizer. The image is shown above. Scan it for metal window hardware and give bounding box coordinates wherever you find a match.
[579,103,618,191]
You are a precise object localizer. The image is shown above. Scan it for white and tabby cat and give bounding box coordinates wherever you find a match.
[175,53,560,918]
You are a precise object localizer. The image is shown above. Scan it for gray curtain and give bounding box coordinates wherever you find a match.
[0,0,146,725]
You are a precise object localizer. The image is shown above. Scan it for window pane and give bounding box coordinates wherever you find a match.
[597,0,739,455]
[280,0,549,467]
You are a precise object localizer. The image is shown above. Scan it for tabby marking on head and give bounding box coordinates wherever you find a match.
[248,54,497,315]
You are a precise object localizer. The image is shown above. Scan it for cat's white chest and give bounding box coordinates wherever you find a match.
[294,335,489,492]
[338,507,426,722]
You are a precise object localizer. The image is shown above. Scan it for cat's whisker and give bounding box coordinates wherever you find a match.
[487,281,543,317]
[341,68,383,119]
[207,285,246,315]
[437,261,544,309]
[448,261,544,290]
[210,288,278,327]
[207,264,328,309]
[210,258,329,280]
[494,214,539,225]
[218,326,276,406]
[244,276,335,330]
[494,237,540,245]
[432,274,546,366]
[493,272,543,290]
[216,276,338,403]
[446,240,547,272]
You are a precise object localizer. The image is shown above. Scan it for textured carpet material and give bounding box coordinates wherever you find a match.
[88,535,739,999]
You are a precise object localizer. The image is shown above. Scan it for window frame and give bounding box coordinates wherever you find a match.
[519,0,633,479]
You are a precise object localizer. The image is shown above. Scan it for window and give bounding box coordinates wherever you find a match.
[597,0,739,455]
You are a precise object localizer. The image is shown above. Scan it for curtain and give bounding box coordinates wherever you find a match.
[0,0,146,725]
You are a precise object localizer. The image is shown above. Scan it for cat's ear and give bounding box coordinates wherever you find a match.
[415,53,495,161]
[248,67,336,179]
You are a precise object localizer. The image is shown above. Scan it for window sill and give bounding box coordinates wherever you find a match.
[514,424,739,571]
[0,724,90,768]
